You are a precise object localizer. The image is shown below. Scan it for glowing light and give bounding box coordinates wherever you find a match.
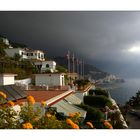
[128,46,140,53]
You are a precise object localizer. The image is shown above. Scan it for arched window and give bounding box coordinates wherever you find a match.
[46,64,49,68]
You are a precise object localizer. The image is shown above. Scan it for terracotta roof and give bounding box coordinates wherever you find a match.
[15,90,73,106]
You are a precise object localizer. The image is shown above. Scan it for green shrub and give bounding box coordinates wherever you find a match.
[84,95,112,108]
[94,89,109,98]
[74,79,90,88]
[77,104,104,128]
[88,89,95,95]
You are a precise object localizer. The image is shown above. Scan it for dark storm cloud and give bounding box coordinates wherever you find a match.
[0,11,140,77]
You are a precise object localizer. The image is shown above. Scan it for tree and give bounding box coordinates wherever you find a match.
[13,53,21,61]
[56,65,67,73]
[126,90,140,108]
[94,88,109,98]
[0,47,6,57]
[10,42,27,48]
[84,95,112,108]
[0,42,7,57]
[77,104,104,128]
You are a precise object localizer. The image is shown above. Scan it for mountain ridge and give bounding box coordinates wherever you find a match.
[53,56,110,80]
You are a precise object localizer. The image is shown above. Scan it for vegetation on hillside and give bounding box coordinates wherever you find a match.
[74,79,90,90]
[0,38,8,57]
[88,88,109,98]
[77,104,105,128]
[0,39,39,79]
[53,56,109,80]
[84,95,112,108]
[0,55,38,79]
[56,65,67,73]
[126,91,140,109]
[9,42,27,48]
[82,88,127,129]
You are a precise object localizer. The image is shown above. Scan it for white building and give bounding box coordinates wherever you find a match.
[0,74,17,85]
[26,50,45,61]
[0,37,13,48]
[34,60,56,73]
[0,37,9,45]
[4,48,45,61]
[35,73,65,87]
[4,48,28,59]
[0,37,10,45]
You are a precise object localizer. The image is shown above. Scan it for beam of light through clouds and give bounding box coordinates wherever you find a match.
[128,46,140,53]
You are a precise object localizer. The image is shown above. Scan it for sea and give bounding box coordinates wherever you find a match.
[97,78,140,105]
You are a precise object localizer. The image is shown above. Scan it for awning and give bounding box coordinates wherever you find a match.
[74,92,84,101]
[52,100,86,118]
[64,94,82,104]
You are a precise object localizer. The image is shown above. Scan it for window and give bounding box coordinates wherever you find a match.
[38,53,40,58]
[46,64,49,68]
[41,54,44,58]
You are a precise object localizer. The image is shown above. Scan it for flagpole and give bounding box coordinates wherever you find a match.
[81,60,83,79]
[67,50,70,73]
[76,58,79,75]
[72,53,75,73]
[83,60,84,79]
[80,59,82,79]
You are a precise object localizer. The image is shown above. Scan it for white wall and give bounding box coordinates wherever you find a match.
[15,78,31,85]
[3,76,15,85]
[19,50,28,59]
[35,74,49,86]
[0,74,17,85]
[26,50,45,61]
[15,78,31,90]
[5,48,44,60]
[41,61,56,72]
[2,38,10,45]
[34,61,56,73]
[35,74,65,86]
[0,76,15,85]
[4,48,28,59]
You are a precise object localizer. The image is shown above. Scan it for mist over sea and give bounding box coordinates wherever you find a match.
[98,78,140,105]
[109,78,140,105]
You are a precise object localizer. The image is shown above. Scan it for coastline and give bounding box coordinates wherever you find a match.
[110,98,128,128]
[97,82,128,128]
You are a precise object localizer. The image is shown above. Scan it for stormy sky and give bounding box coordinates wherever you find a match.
[0,11,140,78]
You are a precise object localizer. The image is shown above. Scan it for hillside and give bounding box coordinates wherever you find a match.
[0,36,115,81]
[53,56,109,80]
[0,37,38,79]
